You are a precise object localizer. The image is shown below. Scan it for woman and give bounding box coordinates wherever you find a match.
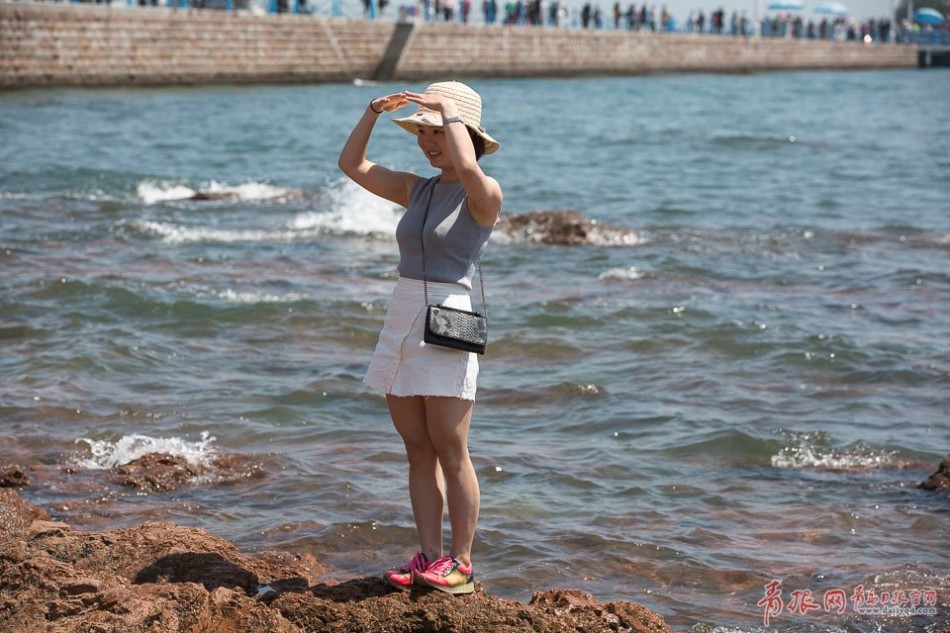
[338,81,502,595]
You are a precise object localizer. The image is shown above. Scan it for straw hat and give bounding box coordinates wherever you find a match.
[392,81,500,155]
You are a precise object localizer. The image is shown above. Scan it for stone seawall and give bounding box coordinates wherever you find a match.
[0,3,917,90]
[398,22,918,78]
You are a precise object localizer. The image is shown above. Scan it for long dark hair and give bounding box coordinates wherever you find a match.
[469,128,486,161]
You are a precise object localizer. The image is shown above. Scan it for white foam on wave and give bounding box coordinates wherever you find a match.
[288,179,401,237]
[135,220,283,244]
[588,230,647,247]
[215,288,308,303]
[137,181,196,204]
[136,180,293,205]
[169,283,308,304]
[133,179,400,244]
[599,266,645,281]
[203,180,292,201]
[770,431,903,472]
[74,431,216,469]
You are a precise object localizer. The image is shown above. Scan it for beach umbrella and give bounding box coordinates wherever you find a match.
[913,7,945,24]
[768,0,805,10]
[813,1,847,15]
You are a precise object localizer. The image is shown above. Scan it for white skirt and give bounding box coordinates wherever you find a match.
[363,277,479,401]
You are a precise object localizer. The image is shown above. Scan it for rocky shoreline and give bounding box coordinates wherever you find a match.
[0,459,672,633]
[2,449,948,633]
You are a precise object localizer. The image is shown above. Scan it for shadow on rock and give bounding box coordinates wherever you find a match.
[135,552,259,594]
[305,576,394,602]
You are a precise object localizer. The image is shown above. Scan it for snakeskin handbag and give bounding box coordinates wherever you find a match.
[425,303,488,355]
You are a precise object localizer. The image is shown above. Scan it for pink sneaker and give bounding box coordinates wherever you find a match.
[416,556,475,594]
[382,552,429,590]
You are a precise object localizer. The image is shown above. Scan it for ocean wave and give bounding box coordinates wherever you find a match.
[710,133,805,150]
[933,234,950,246]
[770,431,909,472]
[599,266,645,281]
[137,181,195,204]
[74,431,217,470]
[288,179,401,237]
[132,220,294,244]
[136,180,296,205]
[174,285,310,304]
[214,288,309,304]
[131,179,401,244]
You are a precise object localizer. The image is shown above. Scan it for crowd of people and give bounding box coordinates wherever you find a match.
[55,0,943,43]
[394,0,911,43]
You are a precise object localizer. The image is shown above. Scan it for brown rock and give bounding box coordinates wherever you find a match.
[273,580,672,633]
[497,210,639,246]
[0,488,671,633]
[189,191,239,201]
[110,452,264,492]
[0,487,49,541]
[919,453,950,492]
[112,453,202,491]
[530,588,671,633]
[0,464,30,488]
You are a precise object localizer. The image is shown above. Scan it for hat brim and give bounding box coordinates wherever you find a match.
[392,109,500,155]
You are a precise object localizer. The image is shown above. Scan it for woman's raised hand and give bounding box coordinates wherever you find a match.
[371,92,410,113]
[403,91,453,114]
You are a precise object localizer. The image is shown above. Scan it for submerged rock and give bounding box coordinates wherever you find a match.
[0,488,672,633]
[497,210,640,246]
[189,191,240,201]
[112,453,203,491]
[919,453,950,493]
[111,452,265,492]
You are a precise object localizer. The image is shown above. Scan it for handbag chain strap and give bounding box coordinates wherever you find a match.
[419,176,487,317]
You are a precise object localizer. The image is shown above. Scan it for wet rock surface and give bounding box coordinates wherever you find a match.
[497,210,640,246]
[110,451,265,492]
[919,453,950,493]
[0,487,672,633]
[188,191,240,201]
[0,464,29,488]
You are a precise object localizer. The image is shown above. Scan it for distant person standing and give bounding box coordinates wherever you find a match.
[483,0,497,23]
[441,0,456,20]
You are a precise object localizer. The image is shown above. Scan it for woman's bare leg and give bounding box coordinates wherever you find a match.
[387,394,444,562]
[424,396,480,566]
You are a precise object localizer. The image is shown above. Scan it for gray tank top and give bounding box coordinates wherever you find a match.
[395,176,494,289]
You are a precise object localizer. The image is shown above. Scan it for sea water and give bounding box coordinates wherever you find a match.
[1,70,948,632]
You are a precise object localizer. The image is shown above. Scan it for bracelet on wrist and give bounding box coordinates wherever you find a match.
[369,99,382,115]
[442,115,463,126]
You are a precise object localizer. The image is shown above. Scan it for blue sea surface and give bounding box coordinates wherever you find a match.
[1,70,948,632]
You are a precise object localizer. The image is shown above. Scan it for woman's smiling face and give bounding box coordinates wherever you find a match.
[416,125,449,169]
